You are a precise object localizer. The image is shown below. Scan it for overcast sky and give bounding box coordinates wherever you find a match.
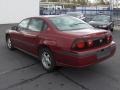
[89,0,95,3]
[89,0,109,3]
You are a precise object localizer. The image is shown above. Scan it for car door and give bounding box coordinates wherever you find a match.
[21,18,47,55]
[12,18,30,50]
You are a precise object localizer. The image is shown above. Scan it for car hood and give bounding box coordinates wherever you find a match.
[89,21,109,25]
[62,28,109,38]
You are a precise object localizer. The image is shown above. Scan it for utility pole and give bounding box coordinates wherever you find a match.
[109,0,113,21]
[110,0,113,9]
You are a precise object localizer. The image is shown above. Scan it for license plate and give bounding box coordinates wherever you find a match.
[97,48,111,59]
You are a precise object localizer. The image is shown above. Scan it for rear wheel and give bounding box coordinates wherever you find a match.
[6,36,14,50]
[40,48,56,72]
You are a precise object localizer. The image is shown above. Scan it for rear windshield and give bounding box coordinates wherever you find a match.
[67,12,82,17]
[49,16,93,31]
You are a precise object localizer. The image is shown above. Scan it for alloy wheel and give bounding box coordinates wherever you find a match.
[41,51,52,69]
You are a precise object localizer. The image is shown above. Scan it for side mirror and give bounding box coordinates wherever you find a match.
[11,26,18,31]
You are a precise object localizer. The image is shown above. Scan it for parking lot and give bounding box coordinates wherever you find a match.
[0,24,120,90]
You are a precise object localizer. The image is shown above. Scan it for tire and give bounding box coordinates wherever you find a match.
[110,28,113,32]
[6,36,14,50]
[39,48,56,72]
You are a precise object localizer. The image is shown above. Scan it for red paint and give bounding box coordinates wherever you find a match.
[6,16,116,68]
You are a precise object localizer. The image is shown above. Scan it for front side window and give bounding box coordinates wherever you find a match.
[49,16,93,31]
[18,19,30,29]
[28,19,43,31]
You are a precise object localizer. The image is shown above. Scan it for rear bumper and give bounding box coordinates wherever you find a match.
[55,41,116,68]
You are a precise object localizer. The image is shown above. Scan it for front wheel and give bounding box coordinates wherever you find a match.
[40,48,56,72]
[6,36,14,50]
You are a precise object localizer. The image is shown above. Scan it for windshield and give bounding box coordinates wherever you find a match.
[49,16,93,31]
[92,15,110,22]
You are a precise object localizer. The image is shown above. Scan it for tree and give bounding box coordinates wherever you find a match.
[48,0,59,2]
[40,0,45,2]
[98,0,106,5]
[72,0,76,4]
[76,0,88,5]
[77,0,81,4]
[80,0,88,5]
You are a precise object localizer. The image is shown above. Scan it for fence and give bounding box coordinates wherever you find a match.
[76,8,120,30]
[39,6,120,29]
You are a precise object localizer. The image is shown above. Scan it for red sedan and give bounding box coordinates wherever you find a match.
[6,16,116,72]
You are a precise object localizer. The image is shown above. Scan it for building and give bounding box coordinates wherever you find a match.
[0,0,39,24]
[40,2,64,9]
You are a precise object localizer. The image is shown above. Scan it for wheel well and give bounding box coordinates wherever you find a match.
[38,45,53,55]
[39,45,51,51]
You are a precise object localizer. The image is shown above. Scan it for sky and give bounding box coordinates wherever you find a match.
[89,0,95,3]
[89,0,109,3]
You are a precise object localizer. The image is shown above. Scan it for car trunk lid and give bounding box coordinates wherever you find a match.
[62,28,108,38]
[63,28,112,50]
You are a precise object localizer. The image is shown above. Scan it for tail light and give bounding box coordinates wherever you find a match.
[87,39,93,47]
[76,40,85,49]
[72,39,86,50]
[72,35,112,51]
[107,35,112,43]
[72,38,93,50]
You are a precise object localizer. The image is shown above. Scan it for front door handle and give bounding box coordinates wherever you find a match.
[23,33,37,39]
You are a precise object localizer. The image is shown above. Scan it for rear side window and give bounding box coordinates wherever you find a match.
[28,19,43,32]
[18,19,30,29]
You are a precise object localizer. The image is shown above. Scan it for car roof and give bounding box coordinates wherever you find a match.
[30,15,76,20]
[30,15,66,19]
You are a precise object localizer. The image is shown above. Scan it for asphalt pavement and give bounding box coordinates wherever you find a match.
[0,24,120,90]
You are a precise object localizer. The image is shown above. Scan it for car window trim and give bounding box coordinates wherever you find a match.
[41,20,48,31]
[17,18,31,30]
[27,18,48,32]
